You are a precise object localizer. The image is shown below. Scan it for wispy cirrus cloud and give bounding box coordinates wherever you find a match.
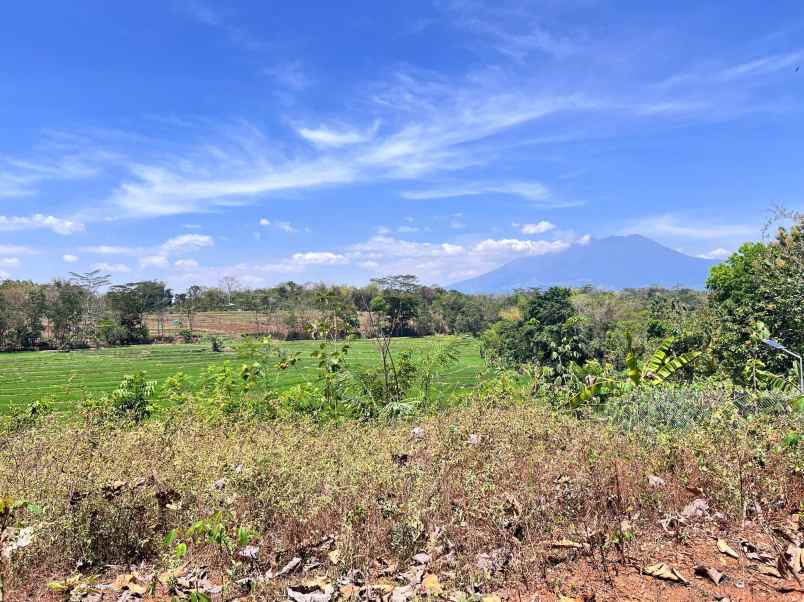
[0,244,36,256]
[0,214,84,235]
[296,121,379,148]
[263,61,315,91]
[438,0,581,61]
[402,181,550,202]
[717,49,804,81]
[87,39,795,224]
[625,215,756,240]
[0,153,101,198]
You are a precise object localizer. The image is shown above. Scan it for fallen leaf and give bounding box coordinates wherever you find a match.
[391,585,415,602]
[339,584,361,599]
[422,574,443,595]
[1,526,34,560]
[475,548,510,573]
[756,563,783,579]
[717,538,739,559]
[481,596,502,602]
[413,552,432,565]
[127,581,148,595]
[645,562,689,584]
[648,475,666,488]
[399,566,424,586]
[681,498,709,520]
[366,582,396,594]
[694,565,725,585]
[328,549,340,564]
[277,556,302,577]
[551,539,583,549]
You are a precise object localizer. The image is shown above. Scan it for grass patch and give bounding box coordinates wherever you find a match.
[0,337,484,414]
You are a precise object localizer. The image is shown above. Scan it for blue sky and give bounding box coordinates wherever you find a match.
[1,1,802,289]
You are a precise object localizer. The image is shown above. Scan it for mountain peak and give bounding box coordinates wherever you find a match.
[451,235,718,293]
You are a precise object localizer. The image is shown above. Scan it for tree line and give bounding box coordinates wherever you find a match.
[1,210,800,393]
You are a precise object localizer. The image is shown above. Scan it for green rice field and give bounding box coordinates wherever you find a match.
[0,337,485,413]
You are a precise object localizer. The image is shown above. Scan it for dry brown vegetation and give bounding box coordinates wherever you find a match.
[1,383,803,601]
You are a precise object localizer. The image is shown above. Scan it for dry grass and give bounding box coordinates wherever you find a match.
[1,391,802,600]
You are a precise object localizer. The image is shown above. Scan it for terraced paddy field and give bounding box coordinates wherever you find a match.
[0,336,484,413]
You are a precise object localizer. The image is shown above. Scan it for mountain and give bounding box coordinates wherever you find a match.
[451,235,719,293]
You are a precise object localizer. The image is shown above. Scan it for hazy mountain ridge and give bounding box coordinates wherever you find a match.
[452,235,719,293]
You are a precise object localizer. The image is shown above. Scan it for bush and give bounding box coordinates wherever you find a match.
[98,319,129,346]
[83,372,157,423]
[178,329,196,343]
[209,335,223,352]
[98,319,151,346]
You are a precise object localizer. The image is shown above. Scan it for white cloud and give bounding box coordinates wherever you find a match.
[626,215,755,240]
[291,252,348,265]
[0,214,84,235]
[0,270,8,279]
[259,218,271,226]
[698,248,732,259]
[140,255,169,268]
[296,121,378,148]
[62,254,80,263]
[82,245,139,255]
[91,262,131,274]
[473,238,570,255]
[519,220,556,235]
[174,259,199,270]
[160,234,214,254]
[0,257,19,267]
[0,153,101,199]
[342,232,580,284]
[277,221,299,233]
[398,225,420,233]
[718,50,804,82]
[402,181,550,202]
[0,245,35,256]
[110,158,357,218]
[440,1,580,61]
[103,67,598,219]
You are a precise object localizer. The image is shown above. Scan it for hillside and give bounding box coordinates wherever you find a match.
[452,235,719,293]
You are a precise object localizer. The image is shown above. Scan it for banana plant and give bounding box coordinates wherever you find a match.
[570,334,701,407]
[625,333,701,386]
